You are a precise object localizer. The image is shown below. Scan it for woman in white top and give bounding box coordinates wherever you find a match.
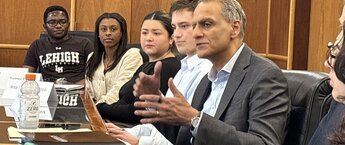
[86,12,143,104]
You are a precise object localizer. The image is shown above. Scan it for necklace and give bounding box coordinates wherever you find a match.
[103,55,115,71]
[104,59,114,69]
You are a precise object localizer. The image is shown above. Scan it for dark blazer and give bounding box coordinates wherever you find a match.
[308,100,345,145]
[175,45,289,145]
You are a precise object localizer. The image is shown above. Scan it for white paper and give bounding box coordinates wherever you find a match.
[8,126,91,134]
[5,81,58,120]
[55,84,84,91]
[0,68,42,102]
[2,81,57,106]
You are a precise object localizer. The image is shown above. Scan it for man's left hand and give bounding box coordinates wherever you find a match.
[134,78,199,126]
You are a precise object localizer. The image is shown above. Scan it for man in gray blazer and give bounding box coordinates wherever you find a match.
[133,0,289,145]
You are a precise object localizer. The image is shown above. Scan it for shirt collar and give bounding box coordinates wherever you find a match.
[208,43,245,81]
[181,54,204,71]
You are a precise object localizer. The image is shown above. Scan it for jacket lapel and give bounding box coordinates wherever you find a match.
[191,75,209,109]
[214,45,252,119]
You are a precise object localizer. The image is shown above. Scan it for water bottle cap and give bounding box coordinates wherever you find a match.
[25,74,36,81]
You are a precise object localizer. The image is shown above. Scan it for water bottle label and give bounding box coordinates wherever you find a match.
[27,101,39,113]
[22,99,39,121]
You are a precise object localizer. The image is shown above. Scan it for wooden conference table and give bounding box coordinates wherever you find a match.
[0,90,124,145]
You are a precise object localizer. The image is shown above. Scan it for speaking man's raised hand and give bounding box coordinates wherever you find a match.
[134,78,199,126]
[133,61,162,97]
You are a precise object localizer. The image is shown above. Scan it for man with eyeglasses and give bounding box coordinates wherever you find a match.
[23,5,93,85]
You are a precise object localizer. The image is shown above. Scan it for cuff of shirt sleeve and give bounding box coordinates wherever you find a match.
[139,136,155,145]
[191,111,203,137]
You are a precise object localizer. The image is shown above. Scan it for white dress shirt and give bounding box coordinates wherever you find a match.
[125,124,173,145]
[165,54,212,103]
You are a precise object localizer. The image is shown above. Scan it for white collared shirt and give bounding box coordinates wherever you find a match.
[165,54,212,103]
[126,124,173,145]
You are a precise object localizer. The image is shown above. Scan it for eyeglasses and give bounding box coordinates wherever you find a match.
[327,38,342,68]
[46,19,68,27]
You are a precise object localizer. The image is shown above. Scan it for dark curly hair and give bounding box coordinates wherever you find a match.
[43,5,69,23]
[329,115,345,145]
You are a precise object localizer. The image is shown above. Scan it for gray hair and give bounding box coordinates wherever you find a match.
[198,0,246,37]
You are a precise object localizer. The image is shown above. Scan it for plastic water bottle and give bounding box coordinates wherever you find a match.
[19,74,40,129]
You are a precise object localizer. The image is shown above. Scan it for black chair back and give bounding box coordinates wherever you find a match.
[283,70,332,145]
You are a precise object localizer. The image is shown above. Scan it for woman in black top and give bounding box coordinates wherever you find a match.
[97,11,181,124]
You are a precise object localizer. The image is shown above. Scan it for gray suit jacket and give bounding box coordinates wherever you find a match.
[175,45,289,145]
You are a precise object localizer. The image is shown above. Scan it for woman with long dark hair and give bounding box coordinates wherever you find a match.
[328,36,345,145]
[96,11,181,123]
[86,13,143,105]
[309,25,345,145]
